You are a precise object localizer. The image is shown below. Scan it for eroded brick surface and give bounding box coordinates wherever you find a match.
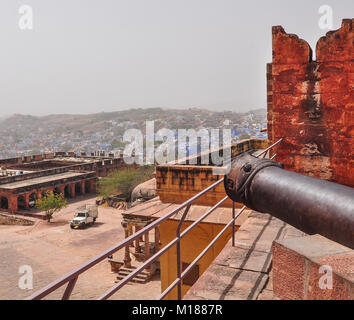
[268,19,354,187]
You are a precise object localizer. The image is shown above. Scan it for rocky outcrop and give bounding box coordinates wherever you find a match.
[131,178,157,203]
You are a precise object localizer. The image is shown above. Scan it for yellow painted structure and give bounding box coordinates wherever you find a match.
[159,219,238,300]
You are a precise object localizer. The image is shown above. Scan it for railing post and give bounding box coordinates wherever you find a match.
[123,227,131,268]
[273,140,281,160]
[62,277,78,300]
[144,230,150,271]
[176,204,191,300]
[176,238,181,300]
[154,227,160,253]
[135,226,141,253]
[232,201,235,247]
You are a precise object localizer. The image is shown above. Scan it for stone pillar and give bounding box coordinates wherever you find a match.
[135,226,141,253]
[24,193,30,210]
[58,186,65,196]
[85,181,90,194]
[89,179,96,193]
[144,231,150,266]
[69,184,75,198]
[129,226,134,247]
[80,181,86,195]
[123,228,131,268]
[9,195,18,213]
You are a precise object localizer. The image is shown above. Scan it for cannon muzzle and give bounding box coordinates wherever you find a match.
[224,152,354,249]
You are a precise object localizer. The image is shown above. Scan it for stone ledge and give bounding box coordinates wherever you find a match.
[0,212,35,225]
[272,234,354,300]
[183,211,297,300]
[184,264,268,300]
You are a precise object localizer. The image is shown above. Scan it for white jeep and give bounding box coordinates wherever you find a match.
[70,205,98,229]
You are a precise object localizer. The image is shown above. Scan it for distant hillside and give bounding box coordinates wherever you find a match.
[0,107,267,159]
[0,108,266,134]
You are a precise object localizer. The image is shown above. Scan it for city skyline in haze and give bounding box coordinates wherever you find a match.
[0,0,352,117]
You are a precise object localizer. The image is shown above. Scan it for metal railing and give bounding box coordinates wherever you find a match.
[26,138,282,300]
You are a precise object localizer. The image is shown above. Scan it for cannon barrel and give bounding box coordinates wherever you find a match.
[224,152,354,249]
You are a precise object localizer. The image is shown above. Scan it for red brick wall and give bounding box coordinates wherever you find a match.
[268,19,354,187]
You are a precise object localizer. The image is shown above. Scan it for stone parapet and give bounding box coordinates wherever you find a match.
[272,234,354,300]
[268,19,354,187]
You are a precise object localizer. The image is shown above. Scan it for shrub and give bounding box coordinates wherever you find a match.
[35,191,68,222]
[98,165,155,201]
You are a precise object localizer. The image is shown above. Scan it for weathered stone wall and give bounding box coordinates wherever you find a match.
[175,139,268,166]
[0,213,34,226]
[156,165,232,207]
[156,139,269,207]
[268,19,354,187]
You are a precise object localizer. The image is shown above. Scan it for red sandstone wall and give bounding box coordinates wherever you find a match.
[268,19,354,187]
[156,139,269,207]
[156,165,234,207]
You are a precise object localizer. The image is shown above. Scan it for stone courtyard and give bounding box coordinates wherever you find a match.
[0,195,161,300]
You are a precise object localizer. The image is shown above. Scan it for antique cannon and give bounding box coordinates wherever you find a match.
[224,152,354,249]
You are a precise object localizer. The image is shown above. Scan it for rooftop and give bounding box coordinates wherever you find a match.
[122,197,250,226]
[0,171,91,190]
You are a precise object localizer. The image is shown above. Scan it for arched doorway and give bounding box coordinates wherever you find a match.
[64,185,70,198]
[0,197,8,210]
[18,195,26,210]
[75,183,81,195]
[85,181,91,194]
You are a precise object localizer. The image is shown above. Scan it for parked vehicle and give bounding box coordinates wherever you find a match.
[70,204,98,229]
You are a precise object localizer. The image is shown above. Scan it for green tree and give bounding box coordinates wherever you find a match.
[98,165,155,201]
[35,191,68,222]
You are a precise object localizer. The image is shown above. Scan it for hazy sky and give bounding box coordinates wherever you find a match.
[0,0,352,116]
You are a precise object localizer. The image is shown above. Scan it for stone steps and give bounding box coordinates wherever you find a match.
[115,266,151,284]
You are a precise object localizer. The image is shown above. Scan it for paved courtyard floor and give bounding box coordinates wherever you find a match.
[0,195,161,300]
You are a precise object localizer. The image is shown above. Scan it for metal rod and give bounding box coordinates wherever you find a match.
[98,235,180,300]
[232,201,235,247]
[159,205,247,300]
[176,204,191,300]
[179,197,228,239]
[99,198,230,300]
[27,139,283,300]
[26,177,224,300]
[62,277,78,300]
[257,138,283,158]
